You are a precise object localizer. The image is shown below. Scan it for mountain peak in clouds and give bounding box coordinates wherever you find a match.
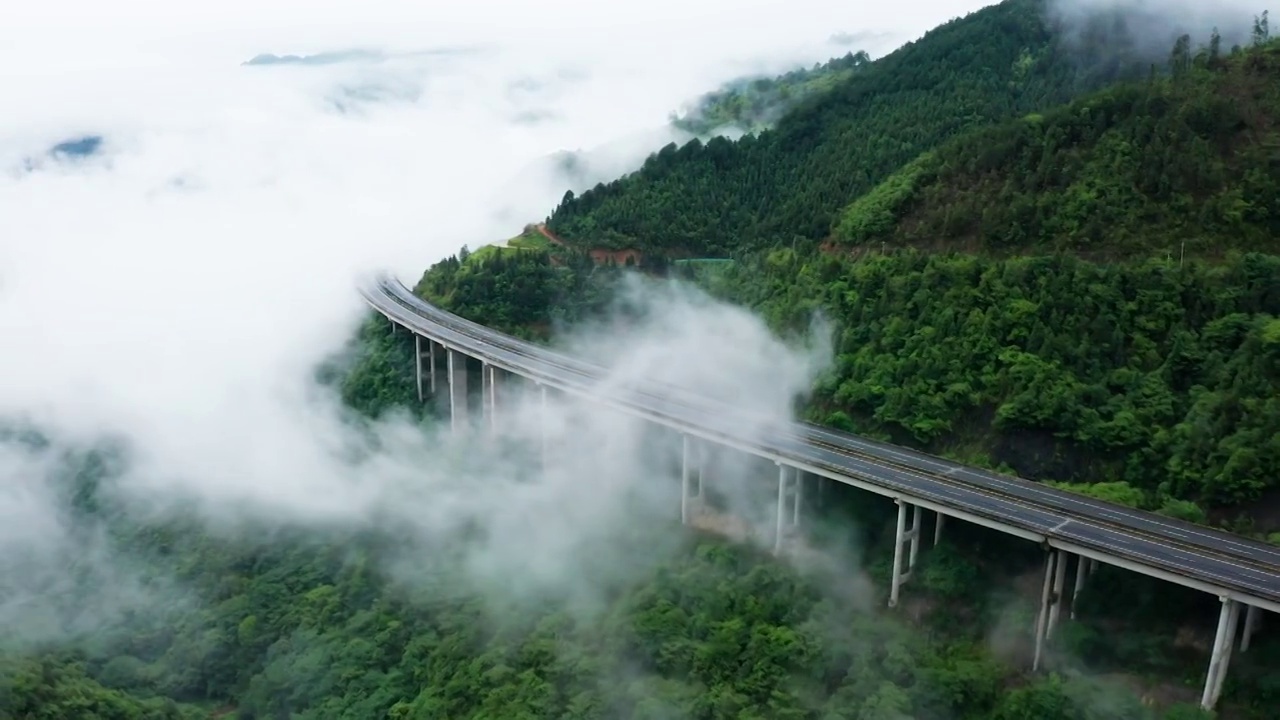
[50,135,103,158]
[242,49,383,67]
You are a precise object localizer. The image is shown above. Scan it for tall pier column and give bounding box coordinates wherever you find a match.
[447,349,468,432]
[1201,597,1241,710]
[1032,550,1058,671]
[1071,554,1088,620]
[428,340,439,395]
[888,499,922,608]
[681,434,693,525]
[792,470,803,526]
[1047,549,1069,640]
[481,363,498,434]
[538,383,549,469]
[414,335,426,403]
[1241,604,1262,652]
[694,440,704,501]
[774,464,789,554]
[772,463,804,553]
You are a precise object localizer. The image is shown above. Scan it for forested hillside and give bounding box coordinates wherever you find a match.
[9,4,1280,719]
[834,37,1280,257]
[707,249,1280,514]
[424,18,1280,522]
[5,323,1259,719]
[545,0,1152,255]
[671,50,871,136]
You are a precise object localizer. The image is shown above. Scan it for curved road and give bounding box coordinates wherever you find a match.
[361,274,1280,612]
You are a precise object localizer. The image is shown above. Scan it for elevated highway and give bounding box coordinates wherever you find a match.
[361,272,1277,709]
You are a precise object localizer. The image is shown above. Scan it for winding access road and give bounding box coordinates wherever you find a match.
[361,273,1280,613]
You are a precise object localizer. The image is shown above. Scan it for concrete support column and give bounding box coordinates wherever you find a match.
[1047,550,1069,640]
[427,339,438,395]
[1241,604,1262,653]
[415,335,424,403]
[908,505,923,568]
[693,439,704,500]
[888,499,921,608]
[1032,550,1058,672]
[774,464,790,554]
[681,434,693,525]
[481,363,497,434]
[1202,597,1241,710]
[792,470,803,527]
[447,349,468,432]
[1071,554,1088,620]
[538,384,549,468]
[934,511,945,546]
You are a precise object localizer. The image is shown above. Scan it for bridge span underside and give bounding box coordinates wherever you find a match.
[363,274,1277,710]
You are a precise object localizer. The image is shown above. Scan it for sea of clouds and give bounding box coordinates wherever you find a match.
[0,0,1008,640]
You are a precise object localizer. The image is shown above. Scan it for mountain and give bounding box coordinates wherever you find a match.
[241,49,382,66]
[543,0,1156,255]
[418,16,1280,517]
[833,40,1280,258]
[10,6,1280,720]
[670,50,872,137]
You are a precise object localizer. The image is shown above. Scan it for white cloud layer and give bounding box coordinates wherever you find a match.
[0,0,1002,635]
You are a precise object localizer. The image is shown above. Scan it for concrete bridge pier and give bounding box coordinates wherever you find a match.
[1032,548,1090,670]
[1070,554,1090,620]
[1202,597,1242,710]
[446,349,468,433]
[773,463,801,554]
[540,384,548,464]
[793,470,804,527]
[1046,549,1070,641]
[415,335,425,403]
[1032,549,1061,671]
[481,362,499,434]
[888,499,923,607]
[413,335,444,404]
[679,436,707,525]
[428,340,442,396]
[681,435,694,525]
[1241,604,1262,652]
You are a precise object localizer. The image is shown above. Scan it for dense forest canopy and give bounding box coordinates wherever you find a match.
[834,39,1280,258]
[546,0,1170,255]
[670,50,871,137]
[6,322,1268,719]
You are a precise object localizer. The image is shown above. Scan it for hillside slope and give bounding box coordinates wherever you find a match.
[545,0,1151,255]
[834,40,1280,258]
[671,50,870,136]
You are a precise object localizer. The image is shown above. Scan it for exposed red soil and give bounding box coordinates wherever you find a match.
[534,223,644,266]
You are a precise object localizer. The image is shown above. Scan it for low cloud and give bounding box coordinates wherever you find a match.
[1047,0,1270,55]
[0,0,999,640]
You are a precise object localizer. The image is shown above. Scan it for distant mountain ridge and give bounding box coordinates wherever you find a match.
[544,0,1159,255]
[242,50,383,66]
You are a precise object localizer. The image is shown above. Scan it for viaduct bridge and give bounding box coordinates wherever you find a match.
[361,272,1279,710]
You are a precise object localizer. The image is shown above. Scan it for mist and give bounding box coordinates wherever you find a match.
[1,0,1015,646]
[1047,0,1272,54]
